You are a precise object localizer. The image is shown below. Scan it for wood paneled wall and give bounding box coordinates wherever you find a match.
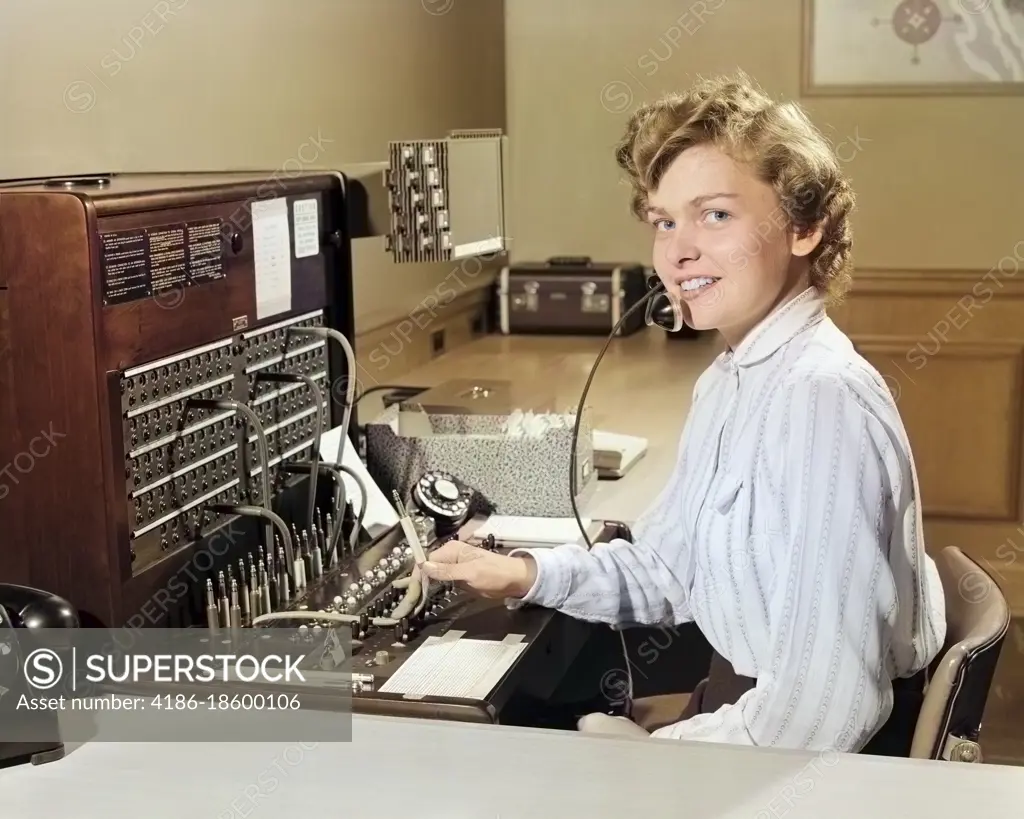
[832,268,1024,612]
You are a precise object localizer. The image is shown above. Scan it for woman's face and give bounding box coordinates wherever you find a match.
[646,144,821,348]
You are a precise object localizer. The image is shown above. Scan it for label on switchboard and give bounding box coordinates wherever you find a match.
[292,198,320,259]
[100,230,149,304]
[100,218,226,306]
[252,198,292,319]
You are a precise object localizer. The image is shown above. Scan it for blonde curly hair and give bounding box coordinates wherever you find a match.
[615,72,856,304]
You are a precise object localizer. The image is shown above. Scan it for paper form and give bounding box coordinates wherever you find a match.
[252,197,292,319]
[293,198,320,258]
[378,637,527,699]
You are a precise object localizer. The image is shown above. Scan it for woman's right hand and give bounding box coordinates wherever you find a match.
[420,540,537,600]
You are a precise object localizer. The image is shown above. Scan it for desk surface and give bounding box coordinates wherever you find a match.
[3,713,1022,818]
[358,331,721,525]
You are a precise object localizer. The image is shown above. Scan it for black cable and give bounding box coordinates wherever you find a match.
[351,385,428,456]
[354,384,424,404]
[569,284,667,548]
[568,282,671,717]
[279,460,349,566]
[189,398,277,563]
[256,373,325,531]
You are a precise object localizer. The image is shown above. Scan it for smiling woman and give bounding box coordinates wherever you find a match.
[614,71,855,348]
[422,71,947,757]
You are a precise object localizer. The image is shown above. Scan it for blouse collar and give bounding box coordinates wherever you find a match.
[721,287,827,369]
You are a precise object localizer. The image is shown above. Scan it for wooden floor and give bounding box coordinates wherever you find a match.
[366,327,1024,766]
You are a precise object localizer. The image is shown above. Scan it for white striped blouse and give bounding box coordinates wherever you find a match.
[511,287,947,752]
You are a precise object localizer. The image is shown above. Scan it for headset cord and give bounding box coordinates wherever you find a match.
[569,283,669,717]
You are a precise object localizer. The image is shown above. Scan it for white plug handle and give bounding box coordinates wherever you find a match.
[400,516,428,565]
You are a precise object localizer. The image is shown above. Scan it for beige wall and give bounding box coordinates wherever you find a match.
[0,0,505,329]
[505,0,1024,601]
[504,0,1024,270]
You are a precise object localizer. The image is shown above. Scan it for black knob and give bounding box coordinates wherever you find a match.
[230,232,244,254]
[394,624,405,643]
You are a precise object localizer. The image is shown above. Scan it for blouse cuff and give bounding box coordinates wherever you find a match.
[504,547,572,609]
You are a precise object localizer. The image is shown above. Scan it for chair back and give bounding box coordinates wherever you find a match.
[910,547,1010,761]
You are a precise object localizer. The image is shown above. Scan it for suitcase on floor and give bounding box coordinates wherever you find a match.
[497,257,649,336]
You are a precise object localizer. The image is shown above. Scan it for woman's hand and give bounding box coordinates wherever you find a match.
[420,540,537,600]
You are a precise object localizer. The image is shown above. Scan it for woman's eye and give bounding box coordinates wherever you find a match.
[653,219,675,231]
[705,210,730,224]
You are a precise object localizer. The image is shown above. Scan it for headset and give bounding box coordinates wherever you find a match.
[568,275,686,716]
[641,277,687,334]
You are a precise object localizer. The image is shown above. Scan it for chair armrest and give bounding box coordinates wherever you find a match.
[599,520,634,543]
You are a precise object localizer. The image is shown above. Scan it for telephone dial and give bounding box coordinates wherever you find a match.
[410,470,475,536]
[0,582,78,768]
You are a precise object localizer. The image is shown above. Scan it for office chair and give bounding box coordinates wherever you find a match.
[580,546,1012,760]
[909,546,1010,762]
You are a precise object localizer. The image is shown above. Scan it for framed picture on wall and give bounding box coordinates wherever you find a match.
[802,0,1024,95]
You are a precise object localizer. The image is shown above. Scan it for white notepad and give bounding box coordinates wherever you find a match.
[378,637,527,700]
[470,515,595,547]
[593,429,648,477]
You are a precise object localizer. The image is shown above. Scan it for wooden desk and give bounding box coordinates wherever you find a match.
[2,712,1022,818]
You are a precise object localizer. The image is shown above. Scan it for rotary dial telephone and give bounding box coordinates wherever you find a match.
[411,470,474,535]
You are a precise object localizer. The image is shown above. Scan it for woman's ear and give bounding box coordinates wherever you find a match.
[791,224,823,259]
